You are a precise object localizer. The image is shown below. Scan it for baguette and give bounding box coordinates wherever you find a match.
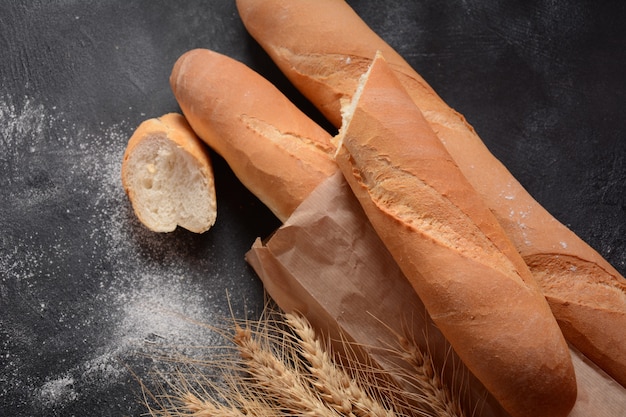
[236,0,626,386]
[334,52,576,417]
[169,48,503,415]
[121,113,216,233]
[169,49,337,223]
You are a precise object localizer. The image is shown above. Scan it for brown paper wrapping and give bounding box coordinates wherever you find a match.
[246,172,626,417]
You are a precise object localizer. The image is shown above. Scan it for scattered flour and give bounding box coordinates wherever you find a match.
[1,94,243,413]
[34,375,77,409]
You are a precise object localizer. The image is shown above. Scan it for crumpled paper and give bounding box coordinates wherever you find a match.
[246,171,626,417]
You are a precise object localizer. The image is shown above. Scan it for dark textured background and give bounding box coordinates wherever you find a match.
[1,1,624,416]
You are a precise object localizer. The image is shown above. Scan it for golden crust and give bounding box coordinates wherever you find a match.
[236,0,626,387]
[169,48,337,222]
[335,54,576,417]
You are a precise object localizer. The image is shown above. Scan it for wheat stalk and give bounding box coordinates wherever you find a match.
[141,365,242,417]
[285,312,398,417]
[233,321,344,417]
[140,305,473,417]
[378,320,468,417]
[178,391,245,417]
[141,352,284,417]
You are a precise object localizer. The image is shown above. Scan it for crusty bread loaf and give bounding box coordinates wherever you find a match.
[169,49,337,223]
[121,113,216,233]
[236,0,626,386]
[334,52,576,417]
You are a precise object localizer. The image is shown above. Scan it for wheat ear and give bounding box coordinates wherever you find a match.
[140,304,472,417]
[285,312,398,417]
[177,391,246,417]
[390,326,467,417]
[140,365,245,417]
[233,322,343,417]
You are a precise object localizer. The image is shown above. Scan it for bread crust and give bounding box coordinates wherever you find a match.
[169,49,337,222]
[236,0,626,386]
[121,112,216,233]
[335,53,576,417]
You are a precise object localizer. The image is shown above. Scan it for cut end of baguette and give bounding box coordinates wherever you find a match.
[335,51,380,155]
[121,113,217,234]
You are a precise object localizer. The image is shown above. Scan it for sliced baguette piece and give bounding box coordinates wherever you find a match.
[169,48,337,223]
[121,112,216,233]
[236,0,626,387]
[334,52,576,417]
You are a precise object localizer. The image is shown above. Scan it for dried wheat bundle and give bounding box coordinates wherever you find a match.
[141,306,469,417]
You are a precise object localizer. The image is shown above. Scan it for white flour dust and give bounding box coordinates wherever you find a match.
[1,95,234,412]
[34,375,77,409]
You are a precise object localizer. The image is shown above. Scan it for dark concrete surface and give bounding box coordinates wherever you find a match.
[1,1,624,416]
